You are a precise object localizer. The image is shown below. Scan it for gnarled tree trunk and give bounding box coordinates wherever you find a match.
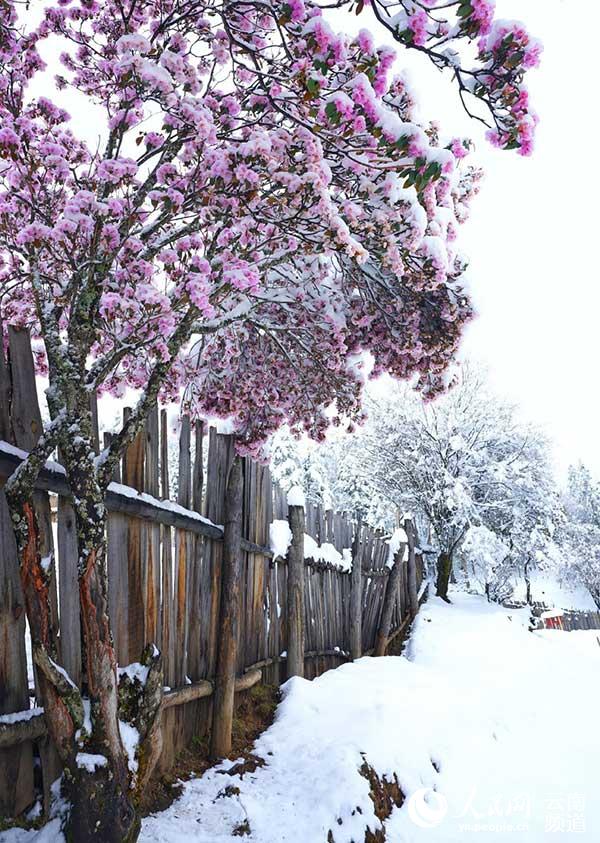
[6,436,142,842]
[436,552,452,602]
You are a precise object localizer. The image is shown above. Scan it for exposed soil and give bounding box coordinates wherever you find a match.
[327,760,405,843]
[142,683,279,816]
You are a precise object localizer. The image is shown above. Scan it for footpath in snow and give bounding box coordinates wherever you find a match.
[4,591,600,842]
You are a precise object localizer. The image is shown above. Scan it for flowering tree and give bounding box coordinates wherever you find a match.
[0,0,539,837]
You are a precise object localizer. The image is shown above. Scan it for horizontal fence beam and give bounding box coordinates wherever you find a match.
[0,444,273,557]
[244,648,350,674]
[0,669,263,748]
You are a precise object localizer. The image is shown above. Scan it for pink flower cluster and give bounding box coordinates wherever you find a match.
[0,0,536,454]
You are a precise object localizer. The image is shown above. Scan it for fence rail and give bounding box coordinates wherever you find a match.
[0,327,424,820]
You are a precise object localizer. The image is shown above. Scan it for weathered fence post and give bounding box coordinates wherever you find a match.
[350,521,363,661]
[374,541,406,657]
[210,454,243,759]
[405,518,419,618]
[287,499,306,679]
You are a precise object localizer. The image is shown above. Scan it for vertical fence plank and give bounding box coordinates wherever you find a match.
[105,432,129,666]
[0,488,34,817]
[287,502,306,679]
[8,326,61,809]
[144,405,160,647]
[123,408,145,662]
[57,497,81,688]
[210,454,243,759]
[175,416,191,686]
[350,522,363,661]
[187,422,205,682]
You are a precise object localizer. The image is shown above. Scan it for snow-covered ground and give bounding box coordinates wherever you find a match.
[4,591,600,842]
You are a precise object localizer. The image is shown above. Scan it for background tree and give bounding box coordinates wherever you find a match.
[346,367,560,600]
[561,463,600,608]
[0,0,539,837]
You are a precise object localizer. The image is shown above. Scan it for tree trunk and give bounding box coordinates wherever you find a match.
[524,559,532,605]
[374,543,406,656]
[405,519,419,618]
[436,552,452,602]
[67,449,139,842]
[210,454,244,760]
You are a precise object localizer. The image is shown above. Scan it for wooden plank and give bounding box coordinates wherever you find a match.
[210,453,243,759]
[374,542,407,657]
[107,511,130,666]
[8,326,61,809]
[159,410,175,686]
[123,408,145,663]
[174,416,191,685]
[0,487,34,817]
[350,522,363,660]
[144,405,160,648]
[0,324,12,442]
[186,422,206,682]
[286,501,305,679]
[105,431,129,665]
[0,449,236,543]
[57,496,81,687]
[7,327,42,451]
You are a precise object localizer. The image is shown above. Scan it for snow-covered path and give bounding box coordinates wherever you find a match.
[4,592,600,842]
[140,592,600,842]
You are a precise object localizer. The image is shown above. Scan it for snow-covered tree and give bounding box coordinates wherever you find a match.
[561,463,600,608]
[358,367,560,601]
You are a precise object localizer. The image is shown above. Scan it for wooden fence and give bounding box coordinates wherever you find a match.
[0,327,424,820]
[532,605,600,632]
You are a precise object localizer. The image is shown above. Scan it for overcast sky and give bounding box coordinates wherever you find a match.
[337,0,598,478]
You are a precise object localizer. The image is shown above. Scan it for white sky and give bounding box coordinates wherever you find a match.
[334,0,598,478]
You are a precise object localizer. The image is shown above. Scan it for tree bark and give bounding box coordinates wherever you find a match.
[210,454,244,760]
[374,543,406,657]
[524,559,532,605]
[405,519,419,618]
[63,438,138,842]
[286,502,305,679]
[436,552,453,602]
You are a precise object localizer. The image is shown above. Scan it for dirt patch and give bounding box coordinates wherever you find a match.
[327,760,405,843]
[142,683,279,816]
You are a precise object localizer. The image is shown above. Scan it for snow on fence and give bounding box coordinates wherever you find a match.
[0,327,425,820]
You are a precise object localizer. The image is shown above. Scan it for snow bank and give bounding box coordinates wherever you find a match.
[140,592,600,843]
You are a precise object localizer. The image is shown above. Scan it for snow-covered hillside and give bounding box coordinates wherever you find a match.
[5,593,599,843]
